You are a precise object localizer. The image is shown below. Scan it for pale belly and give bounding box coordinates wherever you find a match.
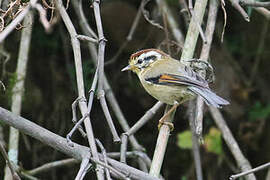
[141,80,195,105]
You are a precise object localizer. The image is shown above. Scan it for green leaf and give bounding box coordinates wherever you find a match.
[177,130,192,149]
[204,127,223,155]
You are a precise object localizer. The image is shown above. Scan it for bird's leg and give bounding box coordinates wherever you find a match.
[158,101,179,131]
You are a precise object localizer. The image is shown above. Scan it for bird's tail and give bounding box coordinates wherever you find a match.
[188,86,229,108]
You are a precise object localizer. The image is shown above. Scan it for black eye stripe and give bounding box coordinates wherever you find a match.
[144,55,156,61]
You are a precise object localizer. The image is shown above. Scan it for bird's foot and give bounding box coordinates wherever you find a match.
[158,120,174,131]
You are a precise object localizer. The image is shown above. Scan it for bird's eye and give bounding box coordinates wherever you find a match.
[137,59,143,64]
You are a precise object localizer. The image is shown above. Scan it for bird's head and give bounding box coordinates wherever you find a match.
[121,49,168,74]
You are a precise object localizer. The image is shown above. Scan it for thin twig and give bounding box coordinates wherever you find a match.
[194,0,220,140]
[76,34,98,44]
[71,0,144,151]
[96,139,112,180]
[254,7,270,19]
[98,90,121,142]
[31,3,51,32]
[209,107,256,180]
[156,0,185,45]
[229,0,250,21]
[55,0,105,179]
[125,101,164,136]
[105,1,143,66]
[0,142,21,180]
[141,0,164,30]
[27,158,78,175]
[240,0,270,7]
[93,0,120,143]
[230,162,270,179]
[0,0,37,42]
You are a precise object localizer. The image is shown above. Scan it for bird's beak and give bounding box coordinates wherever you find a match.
[121,65,131,72]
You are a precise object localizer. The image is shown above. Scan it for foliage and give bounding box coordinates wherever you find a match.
[177,127,223,156]
[177,130,192,149]
[204,127,223,155]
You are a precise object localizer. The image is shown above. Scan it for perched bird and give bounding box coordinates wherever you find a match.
[122,49,229,128]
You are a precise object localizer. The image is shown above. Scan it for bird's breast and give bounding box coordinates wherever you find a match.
[139,77,194,105]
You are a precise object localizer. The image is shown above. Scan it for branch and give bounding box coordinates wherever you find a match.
[156,0,185,45]
[0,0,37,42]
[55,0,104,179]
[0,142,21,180]
[71,0,144,151]
[229,0,250,21]
[230,162,270,179]
[0,107,159,180]
[27,159,78,175]
[149,105,175,177]
[4,11,33,180]
[209,107,256,180]
[254,7,270,20]
[180,0,209,63]
[240,0,270,7]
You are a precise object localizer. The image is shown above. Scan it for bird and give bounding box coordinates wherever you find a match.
[122,49,229,129]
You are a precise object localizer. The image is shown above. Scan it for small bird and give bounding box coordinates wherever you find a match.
[122,49,229,129]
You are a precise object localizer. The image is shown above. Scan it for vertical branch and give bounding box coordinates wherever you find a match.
[180,0,209,179]
[195,0,220,139]
[156,0,185,45]
[93,0,120,142]
[72,0,142,150]
[55,0,105,179]
[188,101,203,180]
[149,105,175,177]
[4,11,33,180]
[180,0,209,62]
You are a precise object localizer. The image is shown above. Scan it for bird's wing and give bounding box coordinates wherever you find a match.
[145,73,209,89]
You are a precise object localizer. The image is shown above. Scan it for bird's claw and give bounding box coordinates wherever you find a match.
[158,120,174,131]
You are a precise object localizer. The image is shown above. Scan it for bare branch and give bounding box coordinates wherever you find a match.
[4,10,33,180]
[229,0,250,21]
[76,34,98,44]
[27,159,78,175]
[209,107,256,180]
[0,0,37,42]
[0,107,159,180]
[0,142,21,180]
[149,105,175,177]
[230,162,270,179]
[240,0,270,7]
[254,7,270,20]
[55,0,105,179]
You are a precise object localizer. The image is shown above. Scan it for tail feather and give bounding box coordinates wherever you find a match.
[188,86,229,108]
